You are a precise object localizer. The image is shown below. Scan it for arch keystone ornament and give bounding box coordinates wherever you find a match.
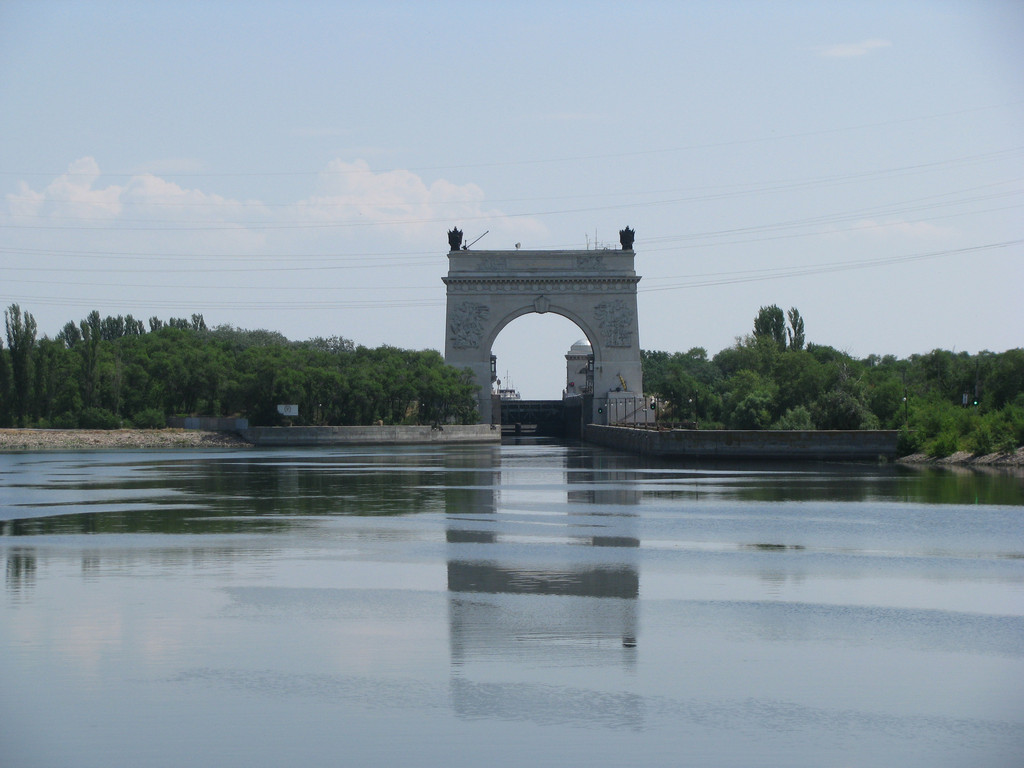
[442,229,646,425]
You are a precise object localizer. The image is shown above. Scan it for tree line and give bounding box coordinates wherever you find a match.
[3,302,1022,457]
[642,304,1024,457]
[0,304,479,429]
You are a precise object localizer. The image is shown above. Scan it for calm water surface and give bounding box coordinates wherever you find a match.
[2,442,1023,767]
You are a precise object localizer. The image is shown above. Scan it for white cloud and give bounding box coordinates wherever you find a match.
[4,157,261,223]
[6,181,46,219]
[2,157,270,253]
[2,157,546,255]
[816,38,892,58]
[5,157,122,220]
[122,173,255,218]
[296,159,547,243]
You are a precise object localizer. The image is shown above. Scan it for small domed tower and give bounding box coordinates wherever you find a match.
[564,339,593,398]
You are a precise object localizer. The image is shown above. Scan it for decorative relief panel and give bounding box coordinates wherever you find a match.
[575,254,605,270]
[449,302,490,349]
[476,256,509,272]
[594,299,633,347]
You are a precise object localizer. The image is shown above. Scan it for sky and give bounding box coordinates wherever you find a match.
[1,0,1021,399]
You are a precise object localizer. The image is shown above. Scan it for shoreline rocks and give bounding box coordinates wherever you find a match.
[0,428,251,452]
[897,448,1024,469]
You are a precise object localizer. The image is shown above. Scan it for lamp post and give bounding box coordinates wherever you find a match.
[902,370,909,428]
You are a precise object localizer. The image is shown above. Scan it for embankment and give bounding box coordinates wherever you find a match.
[897,448,1024,468]
[240,424,499,446]
[583,425,1024,467]
[583,426,900,461]
[0,428,250,451]
[0,424,500,451]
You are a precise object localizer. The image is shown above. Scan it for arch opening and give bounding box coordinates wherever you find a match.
[491,313,592,400]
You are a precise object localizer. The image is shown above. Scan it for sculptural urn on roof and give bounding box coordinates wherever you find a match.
[448,228,463,252]
[619,227,635,251]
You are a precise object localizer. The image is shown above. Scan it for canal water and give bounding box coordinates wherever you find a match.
[2,442,1022,767]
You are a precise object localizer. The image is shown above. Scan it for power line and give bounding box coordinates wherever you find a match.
[1,101,1018,179]
[0,259,438,275]
[3,239,1017,313]
[640,202,1024,254]
[4,276,437,290]
[10,147,1021,212]
[639,239,1023,292]
[4,183,1020,234]
[0,293,447,311]
[2,187,1018,259]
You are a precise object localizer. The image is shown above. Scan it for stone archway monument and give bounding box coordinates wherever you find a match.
[443,227,645,426]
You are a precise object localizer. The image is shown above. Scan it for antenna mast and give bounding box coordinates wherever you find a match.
[463,230,489,249]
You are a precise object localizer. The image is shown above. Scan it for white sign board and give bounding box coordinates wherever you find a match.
[277,404,299,417]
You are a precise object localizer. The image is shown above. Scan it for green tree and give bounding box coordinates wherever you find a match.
[986,349,1024,408]
[772,349,826,415]
[57,321,82,348]
[643,347,723,424]
[713,342,761,379]
[32,337,78,425]
[753,305,786,350]
[812,388,877,430]
[722,369,778,428]
[5,304,37,425]
[0,332,11,426]
[301,335,356,354]
[774,405,814,430]
[78,311,103,408]
[101,315,126,341]
[640,350,673,396]
[786,307,805,350]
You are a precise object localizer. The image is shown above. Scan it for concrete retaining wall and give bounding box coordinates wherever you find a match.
[169,416,250,431]
[241,424,500,447]
[584,426,899,461]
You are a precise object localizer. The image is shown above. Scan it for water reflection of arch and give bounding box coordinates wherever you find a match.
[444,444,640,676]
[565,445,643,507]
